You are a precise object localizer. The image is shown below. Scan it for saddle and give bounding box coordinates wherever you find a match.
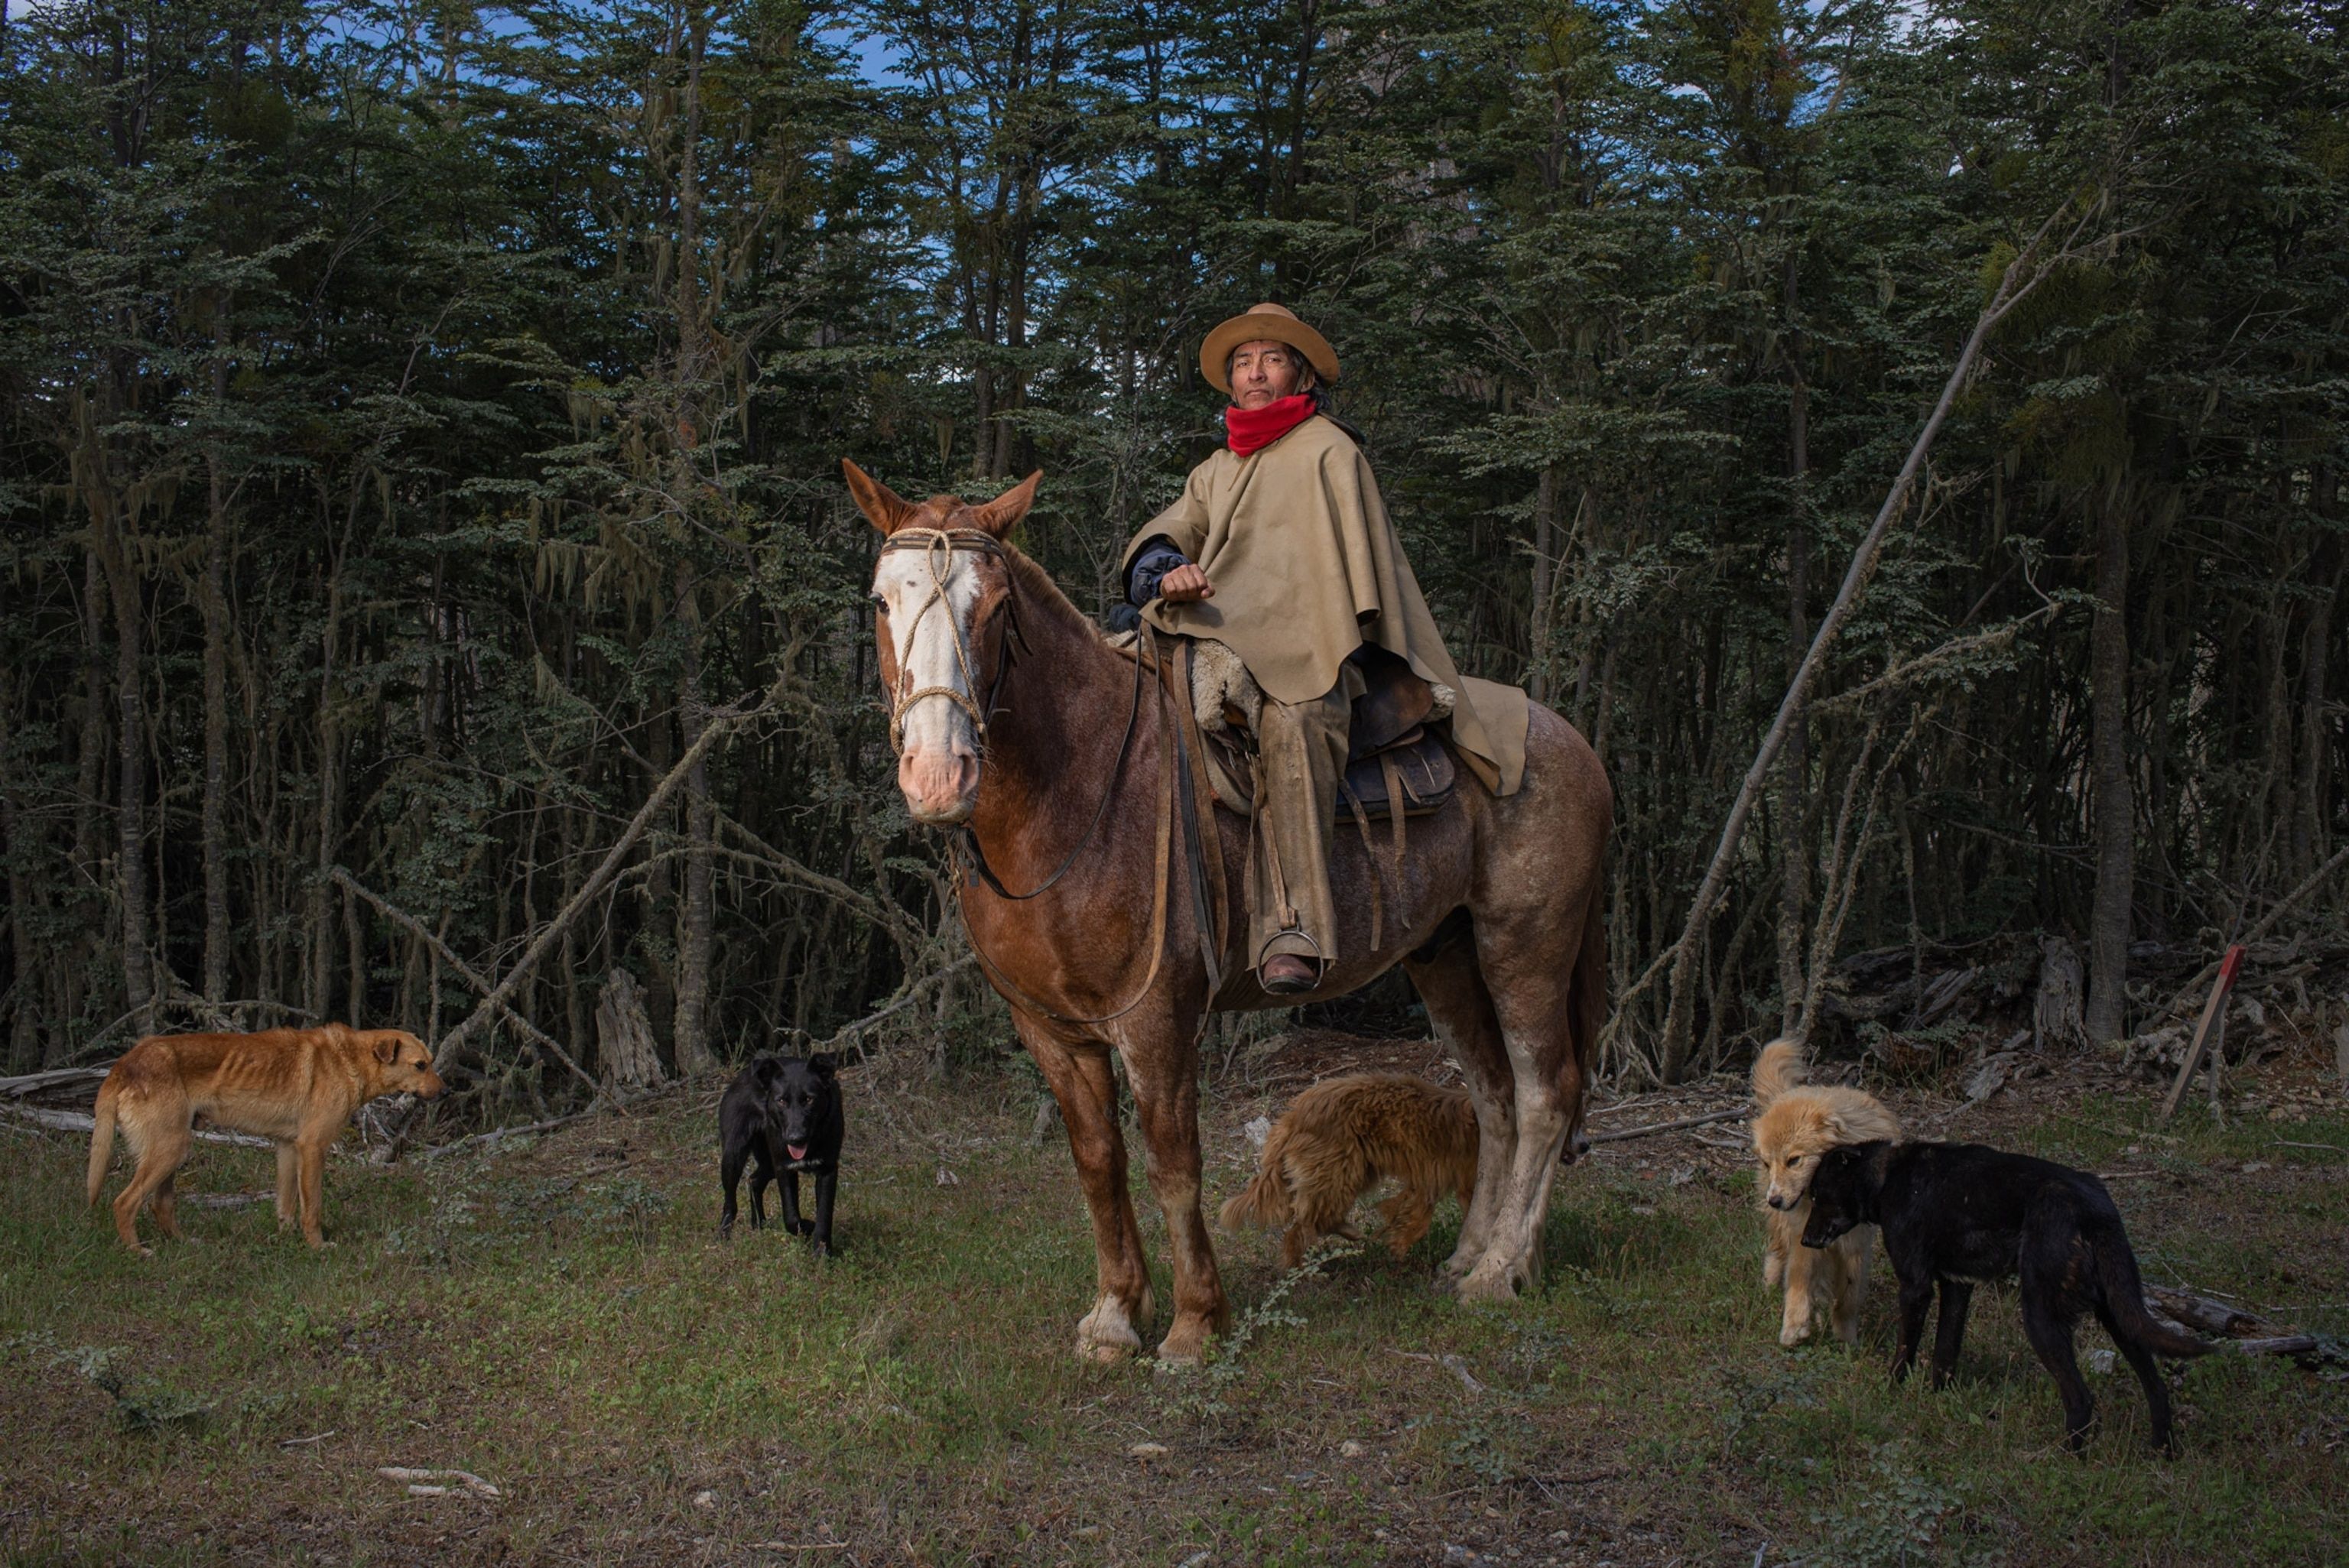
[1110,632,1457,823]
[1093,626,1465,993]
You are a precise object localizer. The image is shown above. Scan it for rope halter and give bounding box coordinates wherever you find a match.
[875,526,1011,758]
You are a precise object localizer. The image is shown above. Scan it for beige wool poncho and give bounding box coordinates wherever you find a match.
[1122,414,1528,795]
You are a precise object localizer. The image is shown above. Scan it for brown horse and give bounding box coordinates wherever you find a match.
[847,460,1611,1365]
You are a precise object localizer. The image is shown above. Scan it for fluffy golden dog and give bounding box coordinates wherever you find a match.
[1750,1038,1901,1346]
[1219,1073,1477,1268]
[86,1024,444,1253]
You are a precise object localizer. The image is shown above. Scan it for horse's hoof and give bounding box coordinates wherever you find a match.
[1155,1319,1213,1367]
[1457,1258,1528,1303]
[1075,1298,1143,1363]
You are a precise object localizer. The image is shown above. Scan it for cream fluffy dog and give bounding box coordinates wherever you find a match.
[1750,1039,1901,1346]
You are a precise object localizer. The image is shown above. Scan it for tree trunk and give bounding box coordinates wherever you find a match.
[672,571,720,1076]
[58,548,109,1050]
[596,968,664,1092]
[2085,492,2133,1043]
[1776,255,1811,1037]
[1529,466,1558,703]
[560,799,586,1061]
[2293,521,2339,875]
[343,878,366,1027]
[642,696,677,1047]
[2035,933,2087,1050]
[100,506,154,1022]
[1,667,40,1071]
[309,545,346,1023]
[202,351,232,1003]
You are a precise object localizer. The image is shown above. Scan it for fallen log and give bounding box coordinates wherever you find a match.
[0,1101,271,1149]
[0,1066,111,1100]
[2146,1285,2258,1338]
[1584,1106,1746,1144]
[2144,1285,2340,1368]
[414,1112,588,1162]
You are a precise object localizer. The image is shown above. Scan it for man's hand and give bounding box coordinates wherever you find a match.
[1158,563,1216,602]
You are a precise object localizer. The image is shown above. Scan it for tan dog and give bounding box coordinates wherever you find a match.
[86,1025,445,1253]
[1751,1039,1901,1346]
[1219,1073,1477,1268]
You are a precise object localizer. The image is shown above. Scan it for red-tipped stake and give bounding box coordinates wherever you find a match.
[2160,944,2246,1125]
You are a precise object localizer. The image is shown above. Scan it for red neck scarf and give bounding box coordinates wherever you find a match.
[1225,394,1317,456]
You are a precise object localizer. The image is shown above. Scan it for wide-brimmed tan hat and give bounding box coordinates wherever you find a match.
[1199,302,1340,396]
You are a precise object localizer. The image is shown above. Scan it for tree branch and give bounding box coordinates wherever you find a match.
[330,868,605,1103]
[431,676,787,1072]
[1646,201,2091,1083]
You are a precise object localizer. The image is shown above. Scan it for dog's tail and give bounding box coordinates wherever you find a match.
[1752,1038,1806,1105]
[1218,1138,1295,1234]
[86,1076,120,1206]
[2096,1235,2214,1360]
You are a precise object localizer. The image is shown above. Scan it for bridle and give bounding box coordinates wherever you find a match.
[876,525,1147,905]
[872,524,1226,1025]
[876,526,1015,760]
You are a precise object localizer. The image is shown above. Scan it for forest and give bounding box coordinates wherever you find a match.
[3,0,2344,1106]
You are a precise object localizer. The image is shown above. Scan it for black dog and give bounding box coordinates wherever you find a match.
[1803,1140,2209,1453]
[718,1053,844,1253]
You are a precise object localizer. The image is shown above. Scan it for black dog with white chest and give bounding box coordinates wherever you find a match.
[1802,1139,2209,1453]
[718,1052,844,1254]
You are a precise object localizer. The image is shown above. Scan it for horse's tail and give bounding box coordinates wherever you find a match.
[1559,880,1607,1161]
[1753,1038,1807,1106]
[1570,880,1608,1080]
[86,1076,121,1206]
[1219,1133,1295,1233]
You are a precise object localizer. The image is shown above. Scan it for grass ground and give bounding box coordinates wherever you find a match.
[4,1029,2345,1566]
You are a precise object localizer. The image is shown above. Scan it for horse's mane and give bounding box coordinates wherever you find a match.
[1002,541,1116,651]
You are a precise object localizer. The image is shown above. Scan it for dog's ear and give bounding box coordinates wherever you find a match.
[754,1054,785,1082]
[373,1033,401,1065]
[807,1053,837,1079]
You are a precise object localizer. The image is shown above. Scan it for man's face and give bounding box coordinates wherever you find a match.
[1229,339,1305,410]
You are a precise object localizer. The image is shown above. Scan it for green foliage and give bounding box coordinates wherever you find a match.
[1806,1444,2003,1568]
[0,0,2342,1088]
[1155,1235,1363,1421]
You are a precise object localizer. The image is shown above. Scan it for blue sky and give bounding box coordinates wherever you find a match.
[823,21,909,88]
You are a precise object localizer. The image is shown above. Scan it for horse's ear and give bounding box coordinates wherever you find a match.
[967,469,1041,539]
[842,459,916,534]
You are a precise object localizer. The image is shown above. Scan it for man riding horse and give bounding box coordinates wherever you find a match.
[1120,303,1520,996]
[847,301,1607,1365]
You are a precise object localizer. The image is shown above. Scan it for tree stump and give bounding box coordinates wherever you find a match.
[596,969,664,1091]
[2033,935,2087,1051]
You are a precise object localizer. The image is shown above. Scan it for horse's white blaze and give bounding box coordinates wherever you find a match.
[872,550,986,766]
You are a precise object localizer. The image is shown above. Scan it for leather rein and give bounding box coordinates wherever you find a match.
[876,527,1226,1026]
